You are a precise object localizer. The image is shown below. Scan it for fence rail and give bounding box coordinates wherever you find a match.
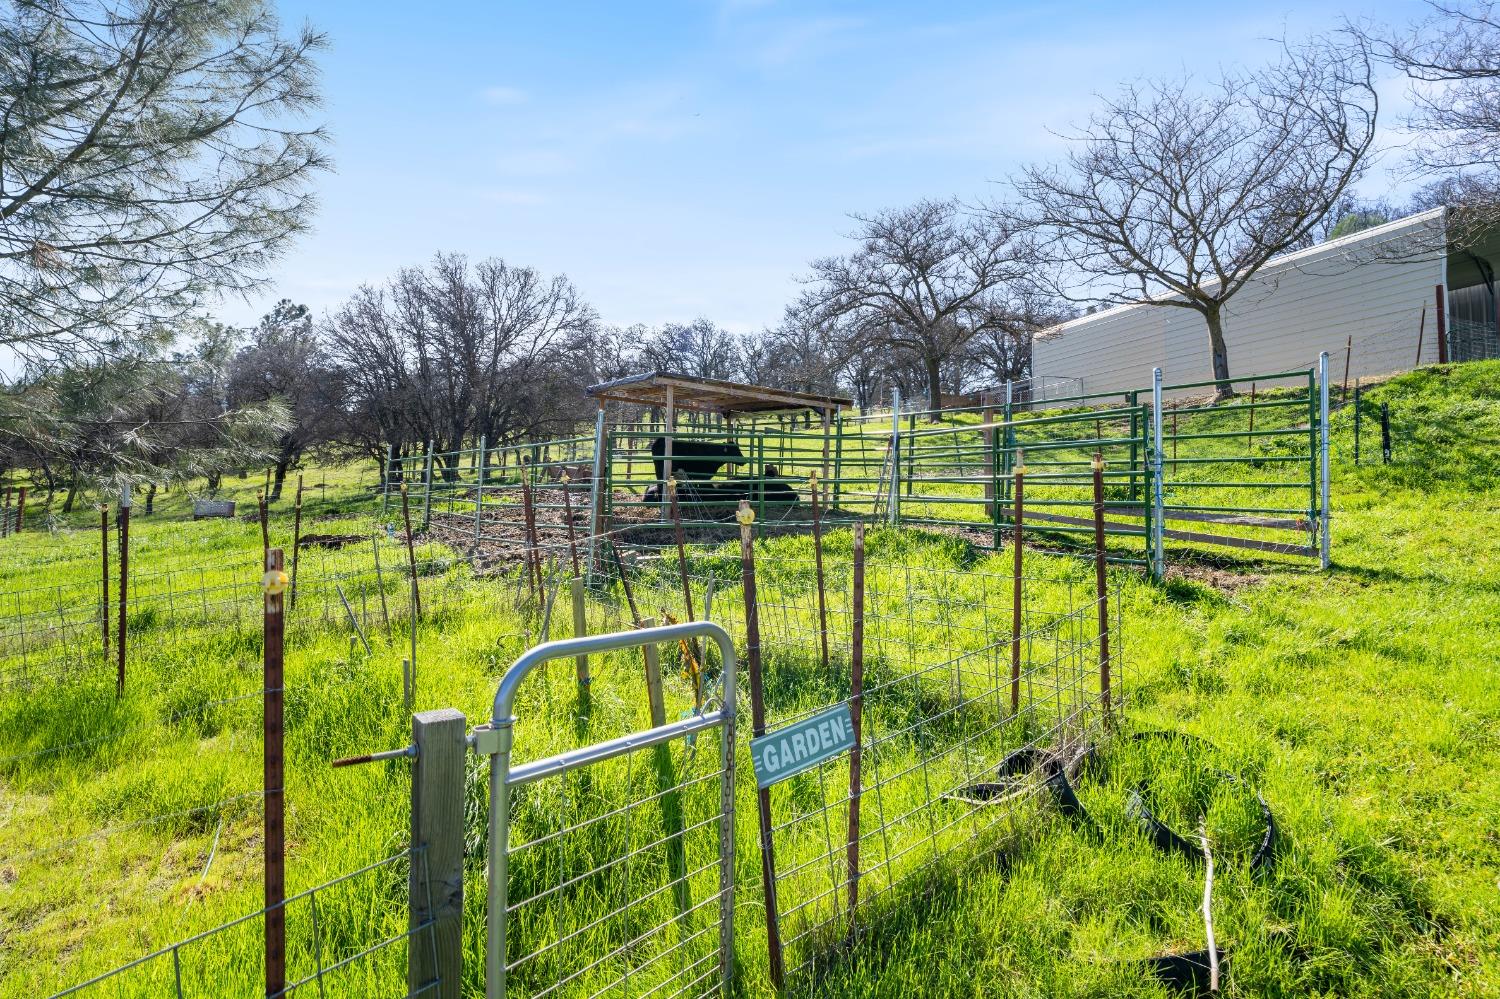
[385,358,1334,577]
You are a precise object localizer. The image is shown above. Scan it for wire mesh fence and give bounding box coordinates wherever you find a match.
[606,529,1120,988]
[460,519,1122,996]
[5,489,1124,998]
[43,847,435,999]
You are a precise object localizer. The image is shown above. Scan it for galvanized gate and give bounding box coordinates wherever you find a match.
[474,621,738,999]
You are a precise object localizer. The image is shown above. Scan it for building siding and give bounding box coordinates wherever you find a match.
[1032,209,1447,395]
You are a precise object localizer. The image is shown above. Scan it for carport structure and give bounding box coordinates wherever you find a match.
[585,371,852,487]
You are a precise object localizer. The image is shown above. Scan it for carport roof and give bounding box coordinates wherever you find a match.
[586,371,851,416]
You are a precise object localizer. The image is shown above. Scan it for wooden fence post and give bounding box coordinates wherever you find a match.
[409,708,467,999]
[14,486,25,533]
[641,616,665,724]
[263,547,287,998]
[738,501,785,989]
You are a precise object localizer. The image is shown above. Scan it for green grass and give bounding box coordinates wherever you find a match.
[2,361,1498,998]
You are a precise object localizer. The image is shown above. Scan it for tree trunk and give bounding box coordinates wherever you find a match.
[1205,307,1235,399]
[271,457,290,501]
[923,354,944,421]
[61,477,79,513]
[145,482,156,515]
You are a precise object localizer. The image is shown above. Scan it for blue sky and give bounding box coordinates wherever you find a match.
[235,0,1426,333]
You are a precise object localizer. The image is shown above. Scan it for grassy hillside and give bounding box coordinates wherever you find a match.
[0,361,1496,998]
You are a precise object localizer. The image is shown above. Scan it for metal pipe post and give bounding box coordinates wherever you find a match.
[1091,454,1111,717]
[383,443,395,515]
[422,442,434,530]
[474,435,487,546]
[1150,368,1166,578]
[1319,351,1331,569]
[888,388,901,526]
[586,408,606,576]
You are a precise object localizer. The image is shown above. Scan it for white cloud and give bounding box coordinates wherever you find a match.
[480,86,528,106]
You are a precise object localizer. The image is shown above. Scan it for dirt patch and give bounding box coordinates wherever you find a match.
[1167,564,1266,593]
[425,488,825,572]
[296,533,366,549]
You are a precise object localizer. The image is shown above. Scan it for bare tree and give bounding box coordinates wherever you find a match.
[0,0,328,366]
[756,317,843,395]
[639,319,747,381]
[1008,39,1376,395]
[1377,3,1500,174]
[228,300,340,499]
[321,255,599,468]
[1361,3,1500,241]
[794,198,1033,413]
[961,290,1072,388]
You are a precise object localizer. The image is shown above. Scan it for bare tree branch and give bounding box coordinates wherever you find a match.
[1005,36,1376,394]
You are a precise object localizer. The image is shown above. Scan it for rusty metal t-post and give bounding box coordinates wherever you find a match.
[263,548,287,998]
[846,522,865,927]
[738,500,785,988]
[1091,454,1112,719]
[810,473,829,672]
[99,505,110,659]
[400,483,422,618]
[257,491,270,562]
[117,485,131,697]
[560,474,580,576]
[289,475,304,611]
[667,479,701,705]
[1010,454,1024,715]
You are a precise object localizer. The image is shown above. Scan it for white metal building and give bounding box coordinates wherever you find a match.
[1032,208,1497,394]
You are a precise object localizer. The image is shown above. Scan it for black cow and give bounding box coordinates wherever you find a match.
[649,437,746,483]
[685,466,799,511]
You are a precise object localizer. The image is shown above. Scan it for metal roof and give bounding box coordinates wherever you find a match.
[586,371,851,415]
